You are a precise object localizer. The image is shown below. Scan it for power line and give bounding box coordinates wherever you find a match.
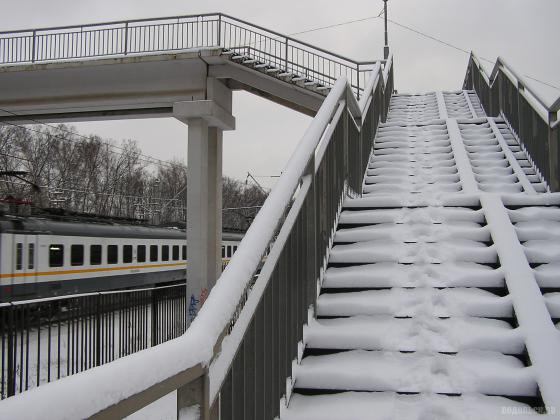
[0,119,186,170]
[287,11,559,92]
[0,106,184,169]
[288,7,385,37]
[385,18,560,91]
[523,74,560,91]
[0,178,187,204]
[222,206,262,211]
[0,152,31,162]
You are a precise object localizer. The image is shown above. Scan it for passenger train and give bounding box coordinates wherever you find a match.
[0,213,243,303]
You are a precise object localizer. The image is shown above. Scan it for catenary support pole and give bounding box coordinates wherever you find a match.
[383,0,389,59]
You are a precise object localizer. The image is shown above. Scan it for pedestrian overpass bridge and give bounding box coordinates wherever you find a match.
[1,12,560,420]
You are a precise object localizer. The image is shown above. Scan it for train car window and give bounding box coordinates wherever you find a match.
[172,245,179,261]
[221,246,225,258]
[227,246,232,258]
[28,243,34,270]
[90,245,102,265]
[233,246,238,255]
[137,245,146,263]
[71,245,84,266]
[49,245,64,267]
[123,245,133,263]
[150,245,158,262]
[162,245,169,261]
[182,245,187,260]
[107,245,118,264]
[16,243,23,270]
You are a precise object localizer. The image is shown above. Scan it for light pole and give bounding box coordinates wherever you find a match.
[383,0,389,59]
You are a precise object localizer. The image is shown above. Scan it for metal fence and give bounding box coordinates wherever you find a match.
[0,13,377,96]
[464,53,560,191]
[0,283,186,399]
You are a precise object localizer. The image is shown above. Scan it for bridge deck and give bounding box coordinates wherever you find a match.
[282,91,560,419]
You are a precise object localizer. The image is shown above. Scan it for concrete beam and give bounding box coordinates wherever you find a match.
[0,48,324,122]
[0,50,217,123]
[209,62,323,116]
[174,100,235,131]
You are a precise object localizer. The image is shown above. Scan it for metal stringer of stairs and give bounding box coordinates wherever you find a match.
[220,48,332,96]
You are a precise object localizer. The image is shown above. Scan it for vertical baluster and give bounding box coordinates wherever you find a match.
[1,307,5,399]
[36,304,41,389]
[232,341,245,420]
[7,306,15,397]
[24,307,29,391]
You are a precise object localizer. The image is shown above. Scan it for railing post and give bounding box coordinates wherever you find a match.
[7,305,15,397]
[548,112,559,192]
[497,69,504,119]
[95,294,101,367]
[342,101,350,184]
[356,64,360,100]
[124,22,129,55]
[517,80,524,142]
[151,289,158,346]
[217,14,222,47]
[177,372,212,420]
[285,38,289,71]
[304,157,317,310]
[31,30,36,63]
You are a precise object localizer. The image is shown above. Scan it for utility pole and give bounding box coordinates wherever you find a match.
[383,0,389,59]
[245,172,268,195]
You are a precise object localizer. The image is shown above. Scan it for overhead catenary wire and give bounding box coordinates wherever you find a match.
[0,107,186,169]
[0,119,186,171]
[0,152,32,162]
[384,17,560,91]
[288,7,385,36]
[288,11,560,92]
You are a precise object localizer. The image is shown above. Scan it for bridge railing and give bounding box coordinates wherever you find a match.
[464,53,560,191]
[0,55,393,420]
[0,13,377,97]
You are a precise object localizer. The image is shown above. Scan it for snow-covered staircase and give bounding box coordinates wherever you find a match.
[282,91,560,419]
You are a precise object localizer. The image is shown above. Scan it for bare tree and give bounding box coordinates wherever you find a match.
[0,124,267,230]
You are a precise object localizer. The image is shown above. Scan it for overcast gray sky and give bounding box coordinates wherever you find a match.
[1,0,559,188]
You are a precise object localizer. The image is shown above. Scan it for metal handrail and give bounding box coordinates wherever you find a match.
[464,52,559,123]
[464,52,560,191]
[0,13,377,96]
[0,54,394,420]
[0,13,374,66]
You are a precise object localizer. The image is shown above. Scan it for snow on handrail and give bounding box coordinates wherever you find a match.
[0,58,391,419]
[467,52,559,122]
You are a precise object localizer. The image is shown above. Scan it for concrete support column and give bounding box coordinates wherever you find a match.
[174,78,235,325]
[186,119,223,322]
